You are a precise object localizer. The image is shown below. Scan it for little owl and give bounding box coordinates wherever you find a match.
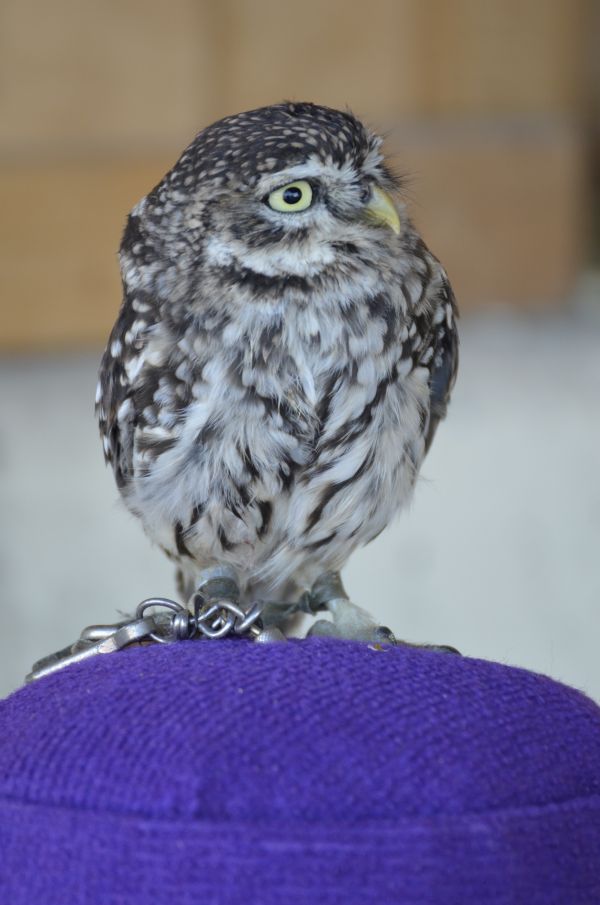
[96,102,458,644]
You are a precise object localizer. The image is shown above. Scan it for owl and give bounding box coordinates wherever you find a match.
[96,102,458,643]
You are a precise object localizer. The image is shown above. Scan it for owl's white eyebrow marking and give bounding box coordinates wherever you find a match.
[255,158,359,195]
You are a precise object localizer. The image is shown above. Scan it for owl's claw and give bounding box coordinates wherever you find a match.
[394,640,461,655]
[372,625,397,645]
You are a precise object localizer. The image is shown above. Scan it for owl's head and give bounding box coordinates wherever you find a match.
[126,102,403,283]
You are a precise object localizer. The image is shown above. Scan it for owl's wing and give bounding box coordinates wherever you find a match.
[95,284,142,491]
[422,272,459,455]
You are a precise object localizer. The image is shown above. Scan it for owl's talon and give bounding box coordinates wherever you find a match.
[372,625,396,645]
[433,643,461,655]
[394,639,461,655]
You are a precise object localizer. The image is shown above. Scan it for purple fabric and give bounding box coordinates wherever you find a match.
[0,638,599,903]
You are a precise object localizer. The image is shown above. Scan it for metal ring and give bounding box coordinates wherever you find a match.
[195,599,238,639]
[136,597,189,644]
[171,609,196,641]
[234,600,264,635]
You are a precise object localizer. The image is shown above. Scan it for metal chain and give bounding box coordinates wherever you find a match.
[26,595,285,683]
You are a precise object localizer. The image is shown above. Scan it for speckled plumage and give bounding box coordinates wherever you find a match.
[96,102,458,607]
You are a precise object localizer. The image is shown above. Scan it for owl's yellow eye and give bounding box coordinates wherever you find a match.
[267,181,313,213]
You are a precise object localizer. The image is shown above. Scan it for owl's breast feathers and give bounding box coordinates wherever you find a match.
[97,104,461,595]
[97,223,457,585]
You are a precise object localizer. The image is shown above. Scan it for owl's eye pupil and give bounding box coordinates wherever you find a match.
[282,186,303,205]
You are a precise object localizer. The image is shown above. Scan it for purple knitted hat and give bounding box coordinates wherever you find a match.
[1,639,599,904]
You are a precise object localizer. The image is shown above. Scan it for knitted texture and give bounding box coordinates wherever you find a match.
[0,639,599,904]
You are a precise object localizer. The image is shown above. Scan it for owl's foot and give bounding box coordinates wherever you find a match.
[305,570,460,653]
[305,570,396,643]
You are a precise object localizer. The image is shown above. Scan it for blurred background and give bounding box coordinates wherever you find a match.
[1,0,599,698]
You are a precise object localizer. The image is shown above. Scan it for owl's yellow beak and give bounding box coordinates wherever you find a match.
[365,186,401,235]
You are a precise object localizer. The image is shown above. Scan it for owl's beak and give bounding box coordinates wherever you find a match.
[364,186,401,235]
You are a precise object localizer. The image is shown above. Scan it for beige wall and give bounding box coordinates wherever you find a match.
[0,0,593,349]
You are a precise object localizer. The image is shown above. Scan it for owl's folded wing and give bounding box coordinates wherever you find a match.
[423,275,459,455]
